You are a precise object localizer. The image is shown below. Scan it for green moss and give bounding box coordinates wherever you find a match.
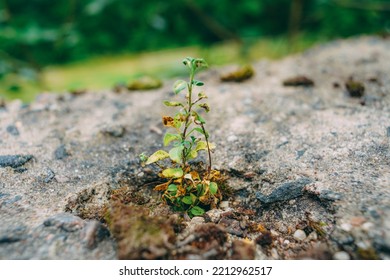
[105,201,177,259]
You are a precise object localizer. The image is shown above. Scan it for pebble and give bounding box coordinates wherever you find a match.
[0,155,33,168]
[319,190,343,201]
[362,222,374,231]
[190,216,205,225]
[340,223,352,232]
[3,195,22,205]
[278,224,288,234]
[101,125,125,137]
[227,135,238,142]
[54,144,70,160]
[206,209,221,223]
[6,125,19,136]
[270,248,279,259]
[307,231,318,241]
[44,168,56,183]
[219,201,229,210]
[149,125,162,135]
[333,251,350,260]
[350,216,366,227]
[293,229,307,241]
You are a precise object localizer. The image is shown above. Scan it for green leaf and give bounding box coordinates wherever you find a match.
[182,140,191,149]
[192,111,206,124]
[190,206,205,216]
[182,196,193,205]
[194,127,209,138]
[198,103,210,112]
[167,184,177,192]
[173,80,187,94]
[195,141,207,151]
[190,193,197,202]
[139,153,148,162]
[187,149,198,160]
[162,168,184,178]
[198,92,207,99]
[182,57,194,67]
[192,80,204,86]
[145,150,169,165]
[163,100,183,107]
[169,146,184,163]
[194,58,208,69]
[163,133,181,146]
[209,182,218,195]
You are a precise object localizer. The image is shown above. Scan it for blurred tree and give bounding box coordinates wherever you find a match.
[0,0,388,72]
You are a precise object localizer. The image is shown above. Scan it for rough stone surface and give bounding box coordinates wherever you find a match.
[1,36,390,259]
[256,177,312,204]
[0,155,33,168]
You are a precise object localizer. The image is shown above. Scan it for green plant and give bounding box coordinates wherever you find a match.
[140,57,223,216]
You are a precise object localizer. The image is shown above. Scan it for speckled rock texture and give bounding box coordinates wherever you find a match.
[1,36,389,259]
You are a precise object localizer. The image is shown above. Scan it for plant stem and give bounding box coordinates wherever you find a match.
[181,69,195,167]
[200,123,212,176]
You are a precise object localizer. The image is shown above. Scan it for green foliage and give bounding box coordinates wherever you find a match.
[1,0,388,69]
[140,57,223,216]
[1,0,388,100]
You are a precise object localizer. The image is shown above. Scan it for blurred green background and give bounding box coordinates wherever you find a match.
[0,0,389,102]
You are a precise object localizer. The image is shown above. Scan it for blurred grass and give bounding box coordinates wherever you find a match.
[1,36,321,102]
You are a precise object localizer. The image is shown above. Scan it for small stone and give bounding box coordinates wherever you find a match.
[350,216,366,227]
[387,127,390,138]
[345,79,365,97]
[283,239,290,245]
[333,251,350,260]
[44,168,56,183]
[278,224,288,234]
[362,222,374,231]
[191,216,205,225]
[55,174,70,183]
[54,144,70,160]
[127,76,162,90]
[340,223,352,232]
[270,248,279,259]
[100,125,125,137]
[219,201,229,210]
[296,149,306,160]
[307,231,318,241]
[4,195,22,205]
[0,155,33,168]
[227,135,238,142]
[283,76,314,87]
[319,190,343,201]
[206,209,221,223]
[293,229,307,241]
[220,65,254,82]
[149,125,162,135]
[6,125,19,136]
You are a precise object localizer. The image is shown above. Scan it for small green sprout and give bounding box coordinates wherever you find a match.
[140,57,223,216]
